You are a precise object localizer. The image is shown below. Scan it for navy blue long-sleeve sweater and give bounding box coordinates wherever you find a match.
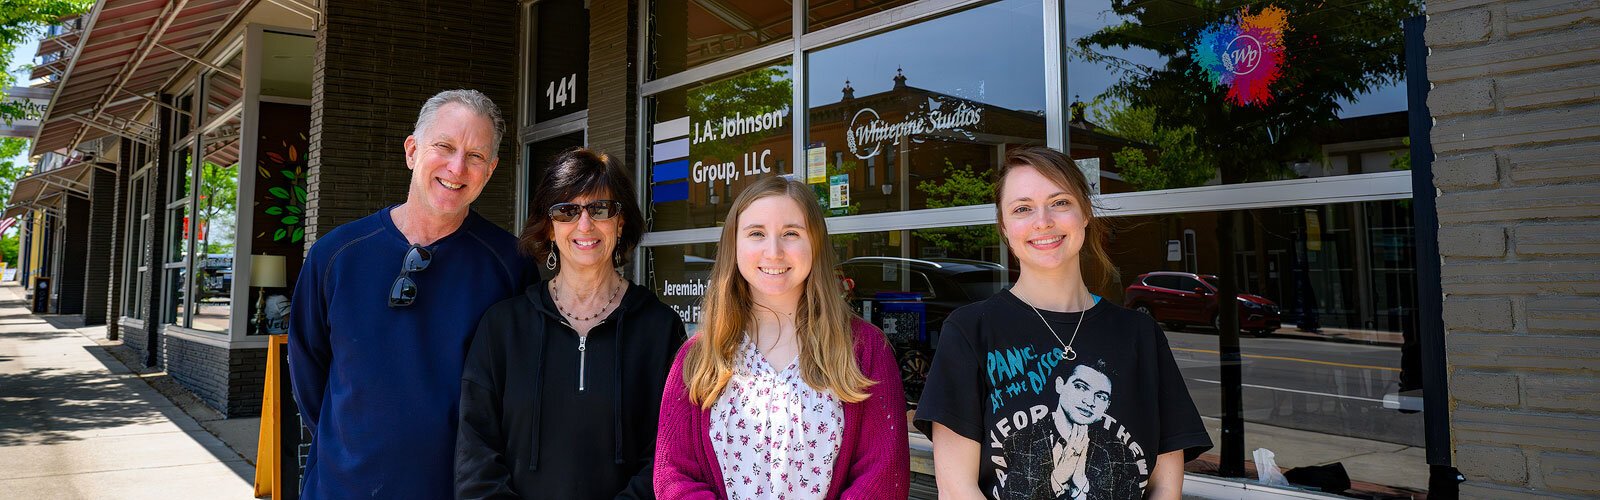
[289,206,529,500]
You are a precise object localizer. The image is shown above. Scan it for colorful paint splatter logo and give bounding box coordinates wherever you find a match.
[1192,6,1289,107]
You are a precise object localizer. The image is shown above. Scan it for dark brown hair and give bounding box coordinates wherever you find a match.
[519,148,644,268]
[994,146,1113,287]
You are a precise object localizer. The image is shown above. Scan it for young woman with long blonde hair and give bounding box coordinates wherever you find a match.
[655,176,909,499]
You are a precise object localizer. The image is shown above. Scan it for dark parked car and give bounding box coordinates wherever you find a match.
[837,257,1013,405]
[1123,271,1281,336]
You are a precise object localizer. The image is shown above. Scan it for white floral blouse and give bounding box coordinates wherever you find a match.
[709,337,845,500]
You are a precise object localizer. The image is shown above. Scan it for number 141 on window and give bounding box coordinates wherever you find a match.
[546,73,577,111]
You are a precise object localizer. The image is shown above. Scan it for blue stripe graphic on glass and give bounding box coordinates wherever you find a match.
[652,182,689,203]
[653,159,689,183]
[652,138,689,162]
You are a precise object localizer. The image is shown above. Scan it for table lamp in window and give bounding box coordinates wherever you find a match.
[250,254,287,335]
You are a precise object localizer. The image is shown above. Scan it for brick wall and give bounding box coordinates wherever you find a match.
[83,164,119,326]
[55,195,90,315]
[308,0,520,245]
[163,335,268,418]
[131,103,173,368]
[1427,1,1600,497]
[122,323,148,358]
[587,0,637,168]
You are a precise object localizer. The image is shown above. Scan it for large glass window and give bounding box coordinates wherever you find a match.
[190,122,240,333]
[805,0,1043,217]
[1102,201,1424,492]
[163,146,194,325]
[633,0,1429,495]
[806,0,917,31]
[122,168,149,319]
[1065,0,1415,195]
[645,63,793,231]
[650,0,790,78]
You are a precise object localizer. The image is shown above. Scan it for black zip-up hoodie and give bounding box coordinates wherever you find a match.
[455,281,685,499]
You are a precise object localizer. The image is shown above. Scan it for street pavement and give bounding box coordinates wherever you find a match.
[0,285,255,499]
[1166,330,1429,492]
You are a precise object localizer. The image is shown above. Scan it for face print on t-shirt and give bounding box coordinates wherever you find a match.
[991,357,1149,500]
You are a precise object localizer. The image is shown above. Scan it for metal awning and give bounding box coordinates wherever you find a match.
[4,192,68,221]
[2,205,32,220]
[30,0,249,157]
[9,162,95,209]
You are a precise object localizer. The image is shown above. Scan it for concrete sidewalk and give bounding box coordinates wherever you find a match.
[0,285,256,499]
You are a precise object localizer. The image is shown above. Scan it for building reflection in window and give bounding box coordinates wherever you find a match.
[805,0,1043,217]
[651,0,791,78]
[645,63,793,231]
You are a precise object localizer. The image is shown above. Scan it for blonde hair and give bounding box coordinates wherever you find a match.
[683,176,874,409]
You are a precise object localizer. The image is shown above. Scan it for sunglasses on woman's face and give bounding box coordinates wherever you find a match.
[548,200,622,223]
[388,244,432,308]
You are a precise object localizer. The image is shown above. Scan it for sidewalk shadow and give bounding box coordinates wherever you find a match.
[39,315,87,331]
[80,343,258,486]
[0,365,167,447]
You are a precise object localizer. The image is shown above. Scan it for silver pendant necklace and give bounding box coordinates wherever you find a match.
[1022,296,1087,361]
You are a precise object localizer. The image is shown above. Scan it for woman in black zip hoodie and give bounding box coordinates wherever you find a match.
[456,149,686,499]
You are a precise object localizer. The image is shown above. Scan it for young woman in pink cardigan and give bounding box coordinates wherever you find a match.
[655,176,909,499]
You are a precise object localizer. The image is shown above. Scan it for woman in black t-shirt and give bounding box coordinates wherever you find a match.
[914,147,1211,499]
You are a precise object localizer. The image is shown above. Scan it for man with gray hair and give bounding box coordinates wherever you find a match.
[290,89,530,499]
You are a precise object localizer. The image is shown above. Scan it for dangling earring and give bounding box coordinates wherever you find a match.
[613,238,624,268]
[546,243,559,271]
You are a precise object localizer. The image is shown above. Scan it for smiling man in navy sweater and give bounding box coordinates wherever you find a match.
[288,89,530,499]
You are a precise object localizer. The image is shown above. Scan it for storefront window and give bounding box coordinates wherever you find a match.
[1066,0,1417,195]
[645,63,793,231]
[650,0,790,78]
[1100,200,1424,492]
[122,169,148,319]
[164,145,194,326]
[806,0,916,32]
[804,0,1043,217]
[529,0,588,123]
[190,126,240,333]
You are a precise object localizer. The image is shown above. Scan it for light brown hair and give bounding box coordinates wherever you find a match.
[994,146,1113,287]
[683,176,873,409]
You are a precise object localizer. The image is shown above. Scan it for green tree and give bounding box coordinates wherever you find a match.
[914,160,999,257]
[0,137,30,205]
[1,229,17,267]
[1077,1,1421,474]
[1092,99,1215,191]
[2,0,93,121]
[685,66,792,163]
[195,162,237,256]
[1078,1,1418,182]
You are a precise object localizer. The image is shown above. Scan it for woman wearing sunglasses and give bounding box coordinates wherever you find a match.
[655,176,909,499]
[456,148,686,499]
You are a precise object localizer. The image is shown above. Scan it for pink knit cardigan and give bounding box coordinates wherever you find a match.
[654,318,911,499]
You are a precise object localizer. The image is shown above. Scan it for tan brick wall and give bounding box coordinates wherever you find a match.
[1429,1,1600,497]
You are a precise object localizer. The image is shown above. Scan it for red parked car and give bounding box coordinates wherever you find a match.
[1124,271,1281,336]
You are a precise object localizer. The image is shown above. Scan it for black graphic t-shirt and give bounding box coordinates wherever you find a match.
[915,291,1212,499]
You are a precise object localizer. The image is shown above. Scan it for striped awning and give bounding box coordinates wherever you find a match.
[9,162,95,210]
[30,0,249,156]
